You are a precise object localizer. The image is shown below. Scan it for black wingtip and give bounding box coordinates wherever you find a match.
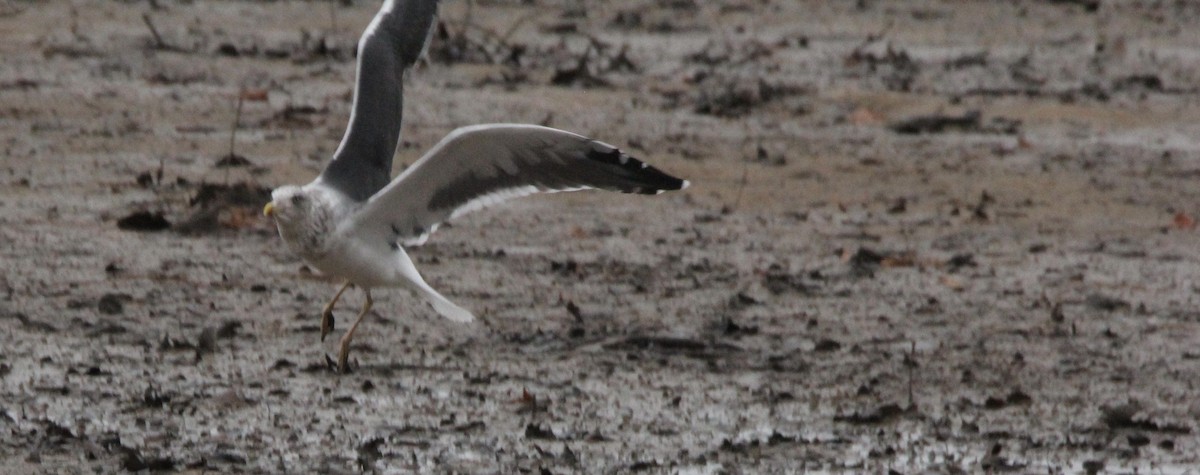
[585,145,689,194]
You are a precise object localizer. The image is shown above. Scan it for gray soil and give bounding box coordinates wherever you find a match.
[3,0,1200,473]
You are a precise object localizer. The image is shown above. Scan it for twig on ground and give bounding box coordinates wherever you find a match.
[142,13,166,49]
[224,90,246,184]
[729,157,749,213]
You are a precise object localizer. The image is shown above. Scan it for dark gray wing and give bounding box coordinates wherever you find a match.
[318,0,439,202]
[347,124,689,246]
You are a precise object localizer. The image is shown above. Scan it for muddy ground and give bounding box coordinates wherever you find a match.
[3,0,1200,473]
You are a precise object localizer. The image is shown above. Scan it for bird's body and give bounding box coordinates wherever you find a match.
[264,0,687,371]
[268,182,476,323]
[271,184,385,286]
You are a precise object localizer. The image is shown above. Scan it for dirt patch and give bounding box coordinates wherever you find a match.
[3,0,1200,472]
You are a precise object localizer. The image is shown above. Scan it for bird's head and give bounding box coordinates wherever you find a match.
[264,184,334,255]
[264,184,336,257]
[263,185,311,225]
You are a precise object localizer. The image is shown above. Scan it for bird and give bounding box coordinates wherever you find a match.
[262,0,688,372]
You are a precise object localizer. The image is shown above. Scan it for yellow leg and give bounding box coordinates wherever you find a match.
[337,289,372,373]
[321,281,352,342]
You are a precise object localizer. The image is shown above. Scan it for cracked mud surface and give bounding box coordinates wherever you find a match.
[3,1,1200,472]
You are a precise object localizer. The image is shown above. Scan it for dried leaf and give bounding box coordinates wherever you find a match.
[940,275,965,291]
[1172,212,1195,230]
[219,206,259,230]
[848,106,883,126]
[881,252,916,268]
[240,88,269,102]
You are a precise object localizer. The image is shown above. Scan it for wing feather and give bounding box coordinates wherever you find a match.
[346,124,688,246]
[318,0,439,202]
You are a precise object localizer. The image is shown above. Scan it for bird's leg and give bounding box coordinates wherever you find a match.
[337,289,372,373]
[321,281,352,342]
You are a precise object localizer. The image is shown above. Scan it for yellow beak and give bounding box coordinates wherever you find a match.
[263,201,275,217]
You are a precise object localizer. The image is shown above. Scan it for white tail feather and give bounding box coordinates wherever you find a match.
[395,248,476,323]
[410,273,475,322]
[428,294,476,322]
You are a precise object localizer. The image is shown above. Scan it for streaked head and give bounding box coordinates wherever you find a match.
[263,185,310,223]
[264,184,333,255]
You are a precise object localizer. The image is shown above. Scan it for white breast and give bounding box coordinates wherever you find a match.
[304,232,402,288]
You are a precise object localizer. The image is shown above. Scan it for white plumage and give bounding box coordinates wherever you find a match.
[264,0,687,371]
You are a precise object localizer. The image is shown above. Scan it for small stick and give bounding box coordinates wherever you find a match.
[328,0,338,33]
[226,90,245,184]
[156,155,164,185]
[70,7,80,39]
[141,13,165,49]
[907,340,916,408]
[730,157,749,212]
[229,91,244,159]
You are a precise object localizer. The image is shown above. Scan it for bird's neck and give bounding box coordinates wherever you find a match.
[277,203,333,259]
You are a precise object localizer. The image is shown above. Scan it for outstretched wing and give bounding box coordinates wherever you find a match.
[346,124,689,246]
[318,0,439,202]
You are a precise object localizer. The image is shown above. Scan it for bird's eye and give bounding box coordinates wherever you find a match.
[291,195,303,205]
